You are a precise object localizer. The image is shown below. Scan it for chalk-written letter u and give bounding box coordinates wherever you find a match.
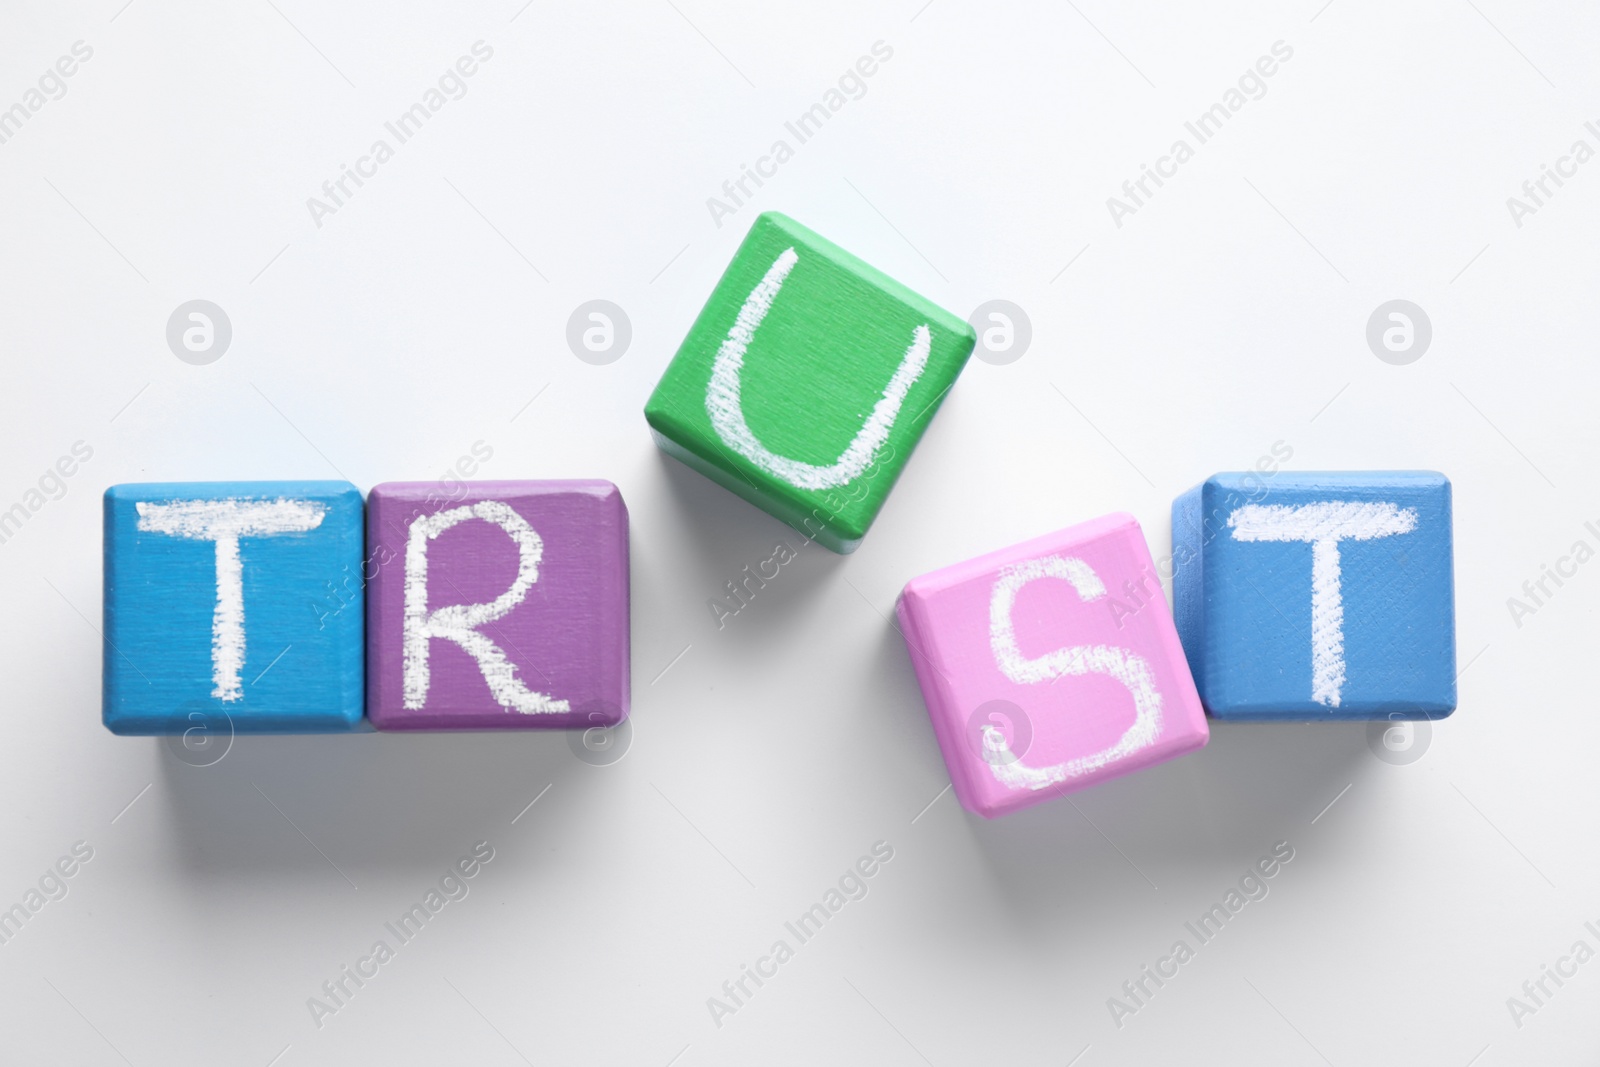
[705,246,932,492]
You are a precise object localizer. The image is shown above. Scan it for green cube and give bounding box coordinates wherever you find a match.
[644,212,976,553]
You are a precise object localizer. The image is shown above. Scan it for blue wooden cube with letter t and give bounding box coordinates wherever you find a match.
[103,481,366,735]
[1172,471,1456,721]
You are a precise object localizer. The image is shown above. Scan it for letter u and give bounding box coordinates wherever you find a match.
[705,246,932,491]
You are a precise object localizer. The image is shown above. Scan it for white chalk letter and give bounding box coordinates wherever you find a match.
[136,498,327,702]
[403,501,568,715]
[706,246,932,491]
[1228,501,1418,707]
[984,556,1164,789]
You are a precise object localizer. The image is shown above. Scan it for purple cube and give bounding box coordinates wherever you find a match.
[366,480,630,730]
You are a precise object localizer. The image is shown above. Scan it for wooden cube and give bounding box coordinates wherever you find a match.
[644,211,976,553]
[102,481,365,734]
[365,480,629,730]
[1172,471,1457,721]
[896,515,1209,818]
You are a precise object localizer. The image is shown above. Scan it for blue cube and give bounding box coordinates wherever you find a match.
[103,481,366,734]
[1172,471,1456,721]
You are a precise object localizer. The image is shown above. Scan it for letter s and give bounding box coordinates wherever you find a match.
[981,555,1164,790]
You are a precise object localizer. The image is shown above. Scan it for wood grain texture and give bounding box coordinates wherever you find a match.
[897,514,1208,819]
[366,480,629,730]
[1172,471,1457,721]
[102,481,365,735]
[644,211,975,553]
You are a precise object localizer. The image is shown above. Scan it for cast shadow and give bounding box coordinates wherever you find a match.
[147,452,861,886]
[153,724,603,883]
[857,607,1373,920]
[646,450,853,631]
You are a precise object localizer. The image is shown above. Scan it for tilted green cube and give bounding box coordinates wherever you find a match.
[644,212,976,553]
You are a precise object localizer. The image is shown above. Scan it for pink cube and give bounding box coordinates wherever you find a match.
[896,514,1208,818]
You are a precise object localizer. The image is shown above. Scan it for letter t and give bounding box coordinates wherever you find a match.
[1228,501,1418,707]
[136,499,326,701]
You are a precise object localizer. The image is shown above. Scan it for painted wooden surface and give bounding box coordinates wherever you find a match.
[896,514,1209,819]
[644,211,975,554]
[366,480,629,730]
[1172,471,1456,721]
[102,481,365,734]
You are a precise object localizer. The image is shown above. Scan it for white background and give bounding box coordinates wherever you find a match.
[1,1,1596,1064]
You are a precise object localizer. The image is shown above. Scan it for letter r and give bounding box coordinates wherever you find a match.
[403,501,568,714]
